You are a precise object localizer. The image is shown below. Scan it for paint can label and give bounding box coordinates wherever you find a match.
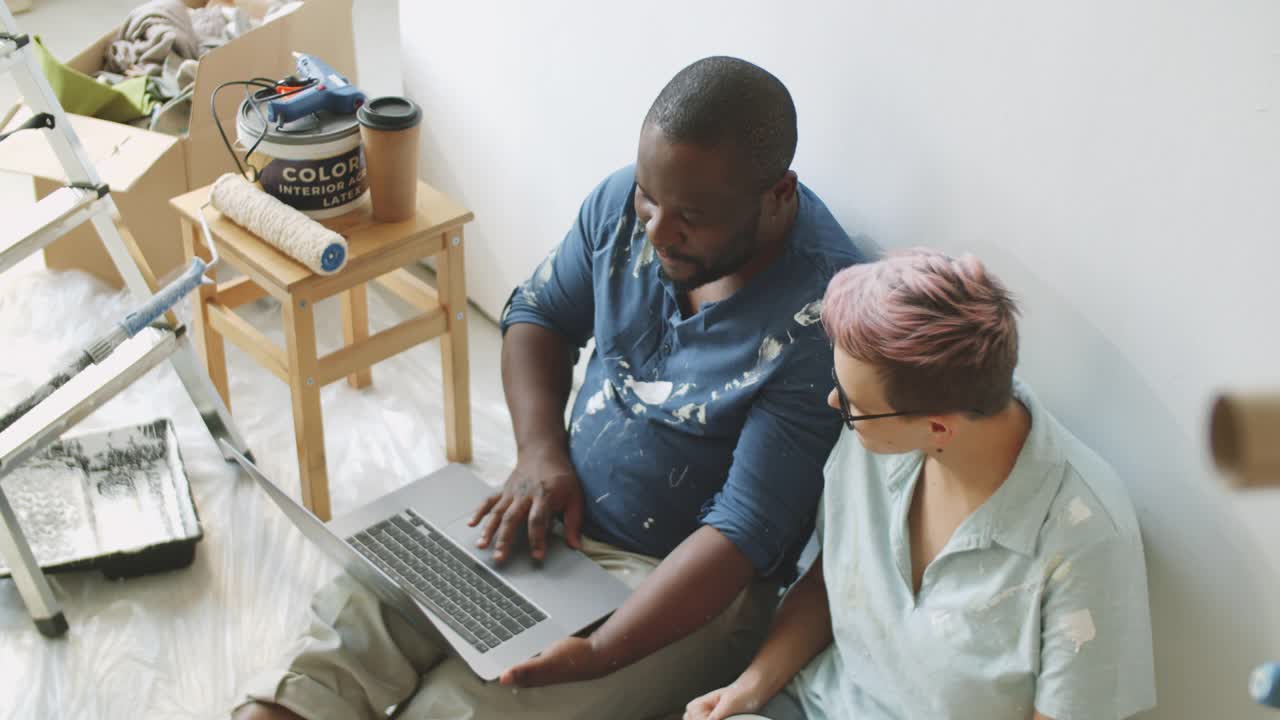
[256,146,368,214]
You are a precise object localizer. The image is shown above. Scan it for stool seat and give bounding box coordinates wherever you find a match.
[170,182,475,520]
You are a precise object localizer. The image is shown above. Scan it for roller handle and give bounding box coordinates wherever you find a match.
[1253,663,1280,709]
[120,257,209,337]
[0,258,211,436]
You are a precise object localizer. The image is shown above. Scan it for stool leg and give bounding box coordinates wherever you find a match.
[182,220,231,412]
[438,230,472,463]
[341,284,372,389]
[282,297,330,521]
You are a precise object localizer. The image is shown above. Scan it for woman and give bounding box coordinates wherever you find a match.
[685,250,1155,720]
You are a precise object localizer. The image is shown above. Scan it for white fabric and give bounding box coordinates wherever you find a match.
[0,265,517,718]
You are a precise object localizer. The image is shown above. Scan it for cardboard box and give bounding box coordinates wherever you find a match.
[0,0,356,288]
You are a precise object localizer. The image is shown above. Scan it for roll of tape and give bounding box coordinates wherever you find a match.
[1210,392,1280,488]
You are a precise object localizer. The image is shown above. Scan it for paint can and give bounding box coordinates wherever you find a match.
[236,101,367,219]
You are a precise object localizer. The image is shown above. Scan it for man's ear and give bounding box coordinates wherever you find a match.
[768,170,798,210]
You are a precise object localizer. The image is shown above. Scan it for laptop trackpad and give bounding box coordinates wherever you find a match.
[441,516,631,634]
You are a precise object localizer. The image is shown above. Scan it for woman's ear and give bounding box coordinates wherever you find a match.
[928,418,954,453]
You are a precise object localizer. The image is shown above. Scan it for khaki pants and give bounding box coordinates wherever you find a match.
[241,535,779,720]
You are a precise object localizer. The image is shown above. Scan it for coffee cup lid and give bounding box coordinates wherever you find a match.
[358,96,422,131]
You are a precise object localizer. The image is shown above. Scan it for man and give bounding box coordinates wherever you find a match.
[236,55,866,720]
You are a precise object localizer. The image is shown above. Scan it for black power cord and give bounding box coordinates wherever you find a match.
[210,78,318,181]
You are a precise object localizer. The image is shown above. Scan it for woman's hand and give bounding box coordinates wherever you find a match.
[684,681,767,720]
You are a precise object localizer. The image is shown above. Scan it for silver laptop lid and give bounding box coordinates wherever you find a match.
[219,440,429,627]
[219,440,567,681]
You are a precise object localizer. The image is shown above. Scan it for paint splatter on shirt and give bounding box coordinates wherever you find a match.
[501,166,865,578]
[791,380,1156,719]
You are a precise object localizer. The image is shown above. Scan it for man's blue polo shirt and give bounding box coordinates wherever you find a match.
[501,166,865,578]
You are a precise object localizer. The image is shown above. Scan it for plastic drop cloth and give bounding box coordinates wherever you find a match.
[0,265,520,719]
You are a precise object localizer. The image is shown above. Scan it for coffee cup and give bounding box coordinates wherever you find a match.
[357,96,423,222]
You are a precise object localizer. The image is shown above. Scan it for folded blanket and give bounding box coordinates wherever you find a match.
[104,0,200,78]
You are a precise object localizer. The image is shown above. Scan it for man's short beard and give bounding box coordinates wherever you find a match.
[662,211,762,292]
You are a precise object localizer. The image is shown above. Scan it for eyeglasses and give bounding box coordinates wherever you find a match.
[831,369,918,430]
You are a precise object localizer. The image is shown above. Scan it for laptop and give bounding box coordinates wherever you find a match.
[221,440,632,681]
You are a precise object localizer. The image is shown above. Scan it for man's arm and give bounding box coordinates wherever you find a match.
[501,324,574,455]
[592,525,754,661]
[471,323,584,561]
[502,524,756,687]
[729,557,831,700]
[684,558,831,720]
[501,328,843,686]
[471,169,637,561]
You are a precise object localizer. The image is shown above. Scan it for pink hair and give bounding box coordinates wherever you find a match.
[821,248,1020,415]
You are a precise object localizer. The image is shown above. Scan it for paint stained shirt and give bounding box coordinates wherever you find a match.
[500,166,865,578]
[791,380,1156,720]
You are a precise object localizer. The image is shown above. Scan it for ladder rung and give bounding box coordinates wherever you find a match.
[0,327,180,477]
[0,33,28,74]
[0,185,108,275]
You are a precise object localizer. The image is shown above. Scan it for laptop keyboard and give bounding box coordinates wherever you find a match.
[348,510,548,654]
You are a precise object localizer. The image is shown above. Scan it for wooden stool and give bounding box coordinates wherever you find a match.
[170,182,475,520]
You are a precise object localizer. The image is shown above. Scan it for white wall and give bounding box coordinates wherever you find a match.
[400,2,1280,717]
[351,0,402,99]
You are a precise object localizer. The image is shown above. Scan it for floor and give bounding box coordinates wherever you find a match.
[1,2,529,717]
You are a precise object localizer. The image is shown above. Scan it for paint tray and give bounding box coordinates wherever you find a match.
[0,418,202,580]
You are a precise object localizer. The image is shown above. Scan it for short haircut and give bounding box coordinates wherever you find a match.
[644,56,797,192]
[821,249,1021,416]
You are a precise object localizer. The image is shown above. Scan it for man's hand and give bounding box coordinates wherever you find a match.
[684,681,768,720]
[469,444,584,562]
[499,636,608,688]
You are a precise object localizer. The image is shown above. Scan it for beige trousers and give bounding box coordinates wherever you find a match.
[241,535,779,720]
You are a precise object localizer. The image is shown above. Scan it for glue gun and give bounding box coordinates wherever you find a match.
[266,52,365,125]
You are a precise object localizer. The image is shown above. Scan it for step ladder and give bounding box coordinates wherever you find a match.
[0,2,252,637]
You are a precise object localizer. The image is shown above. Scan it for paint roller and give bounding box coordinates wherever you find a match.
[1209,391,1280,489]
[0,176,348,436]
[1254,662,1280,709]
[210,173,348,275]
[1208,395,1280,711]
